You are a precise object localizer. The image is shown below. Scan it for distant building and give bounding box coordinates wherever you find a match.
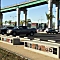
[31,23,38,28]
[31,23,47,29]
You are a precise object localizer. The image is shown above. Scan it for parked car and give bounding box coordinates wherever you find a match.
[0,26,14,35]
[7,26,37,36]
[46,29,58,34]
[44,28,52,32]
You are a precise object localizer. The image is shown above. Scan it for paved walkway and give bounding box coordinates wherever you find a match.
[0,42,60,60]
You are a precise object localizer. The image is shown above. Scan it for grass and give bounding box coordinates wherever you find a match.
[0,47,29,60]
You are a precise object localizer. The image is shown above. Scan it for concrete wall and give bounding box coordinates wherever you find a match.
[24,40,60,59]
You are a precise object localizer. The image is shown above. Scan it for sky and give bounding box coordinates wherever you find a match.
[1,0,60,23]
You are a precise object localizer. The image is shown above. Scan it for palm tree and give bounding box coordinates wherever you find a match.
[27,19,31,22]
[8,20,12,25]
[20,20,24,26]
[45,12,55,28]
[46,13,55,20]
[5,21,7,24]
[14,21,17,26]
[25,20,28,25]
[20,19,31,26]
[23,19,31,26]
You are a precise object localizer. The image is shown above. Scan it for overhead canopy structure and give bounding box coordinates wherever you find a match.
[1,0,48,13]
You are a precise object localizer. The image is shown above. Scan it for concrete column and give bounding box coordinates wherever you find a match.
[59,3,60,9]
[48,0,53,28]
[16,8,20,26]
[0,13,3,27]
[24,9,27,26]
[55,3,59,30]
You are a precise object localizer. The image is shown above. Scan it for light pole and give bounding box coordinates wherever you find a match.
[10,16,17,22]
[38,19,40,28]
[40,16,43,29]
[40,16,43,23]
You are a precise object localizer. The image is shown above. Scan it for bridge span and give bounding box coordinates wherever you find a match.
[1,0,47,13]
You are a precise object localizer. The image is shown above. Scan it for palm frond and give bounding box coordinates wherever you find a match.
[45,12,55,20]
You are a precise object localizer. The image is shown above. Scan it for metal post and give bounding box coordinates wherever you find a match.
[40,16,43,29]
[38,19,39,28]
